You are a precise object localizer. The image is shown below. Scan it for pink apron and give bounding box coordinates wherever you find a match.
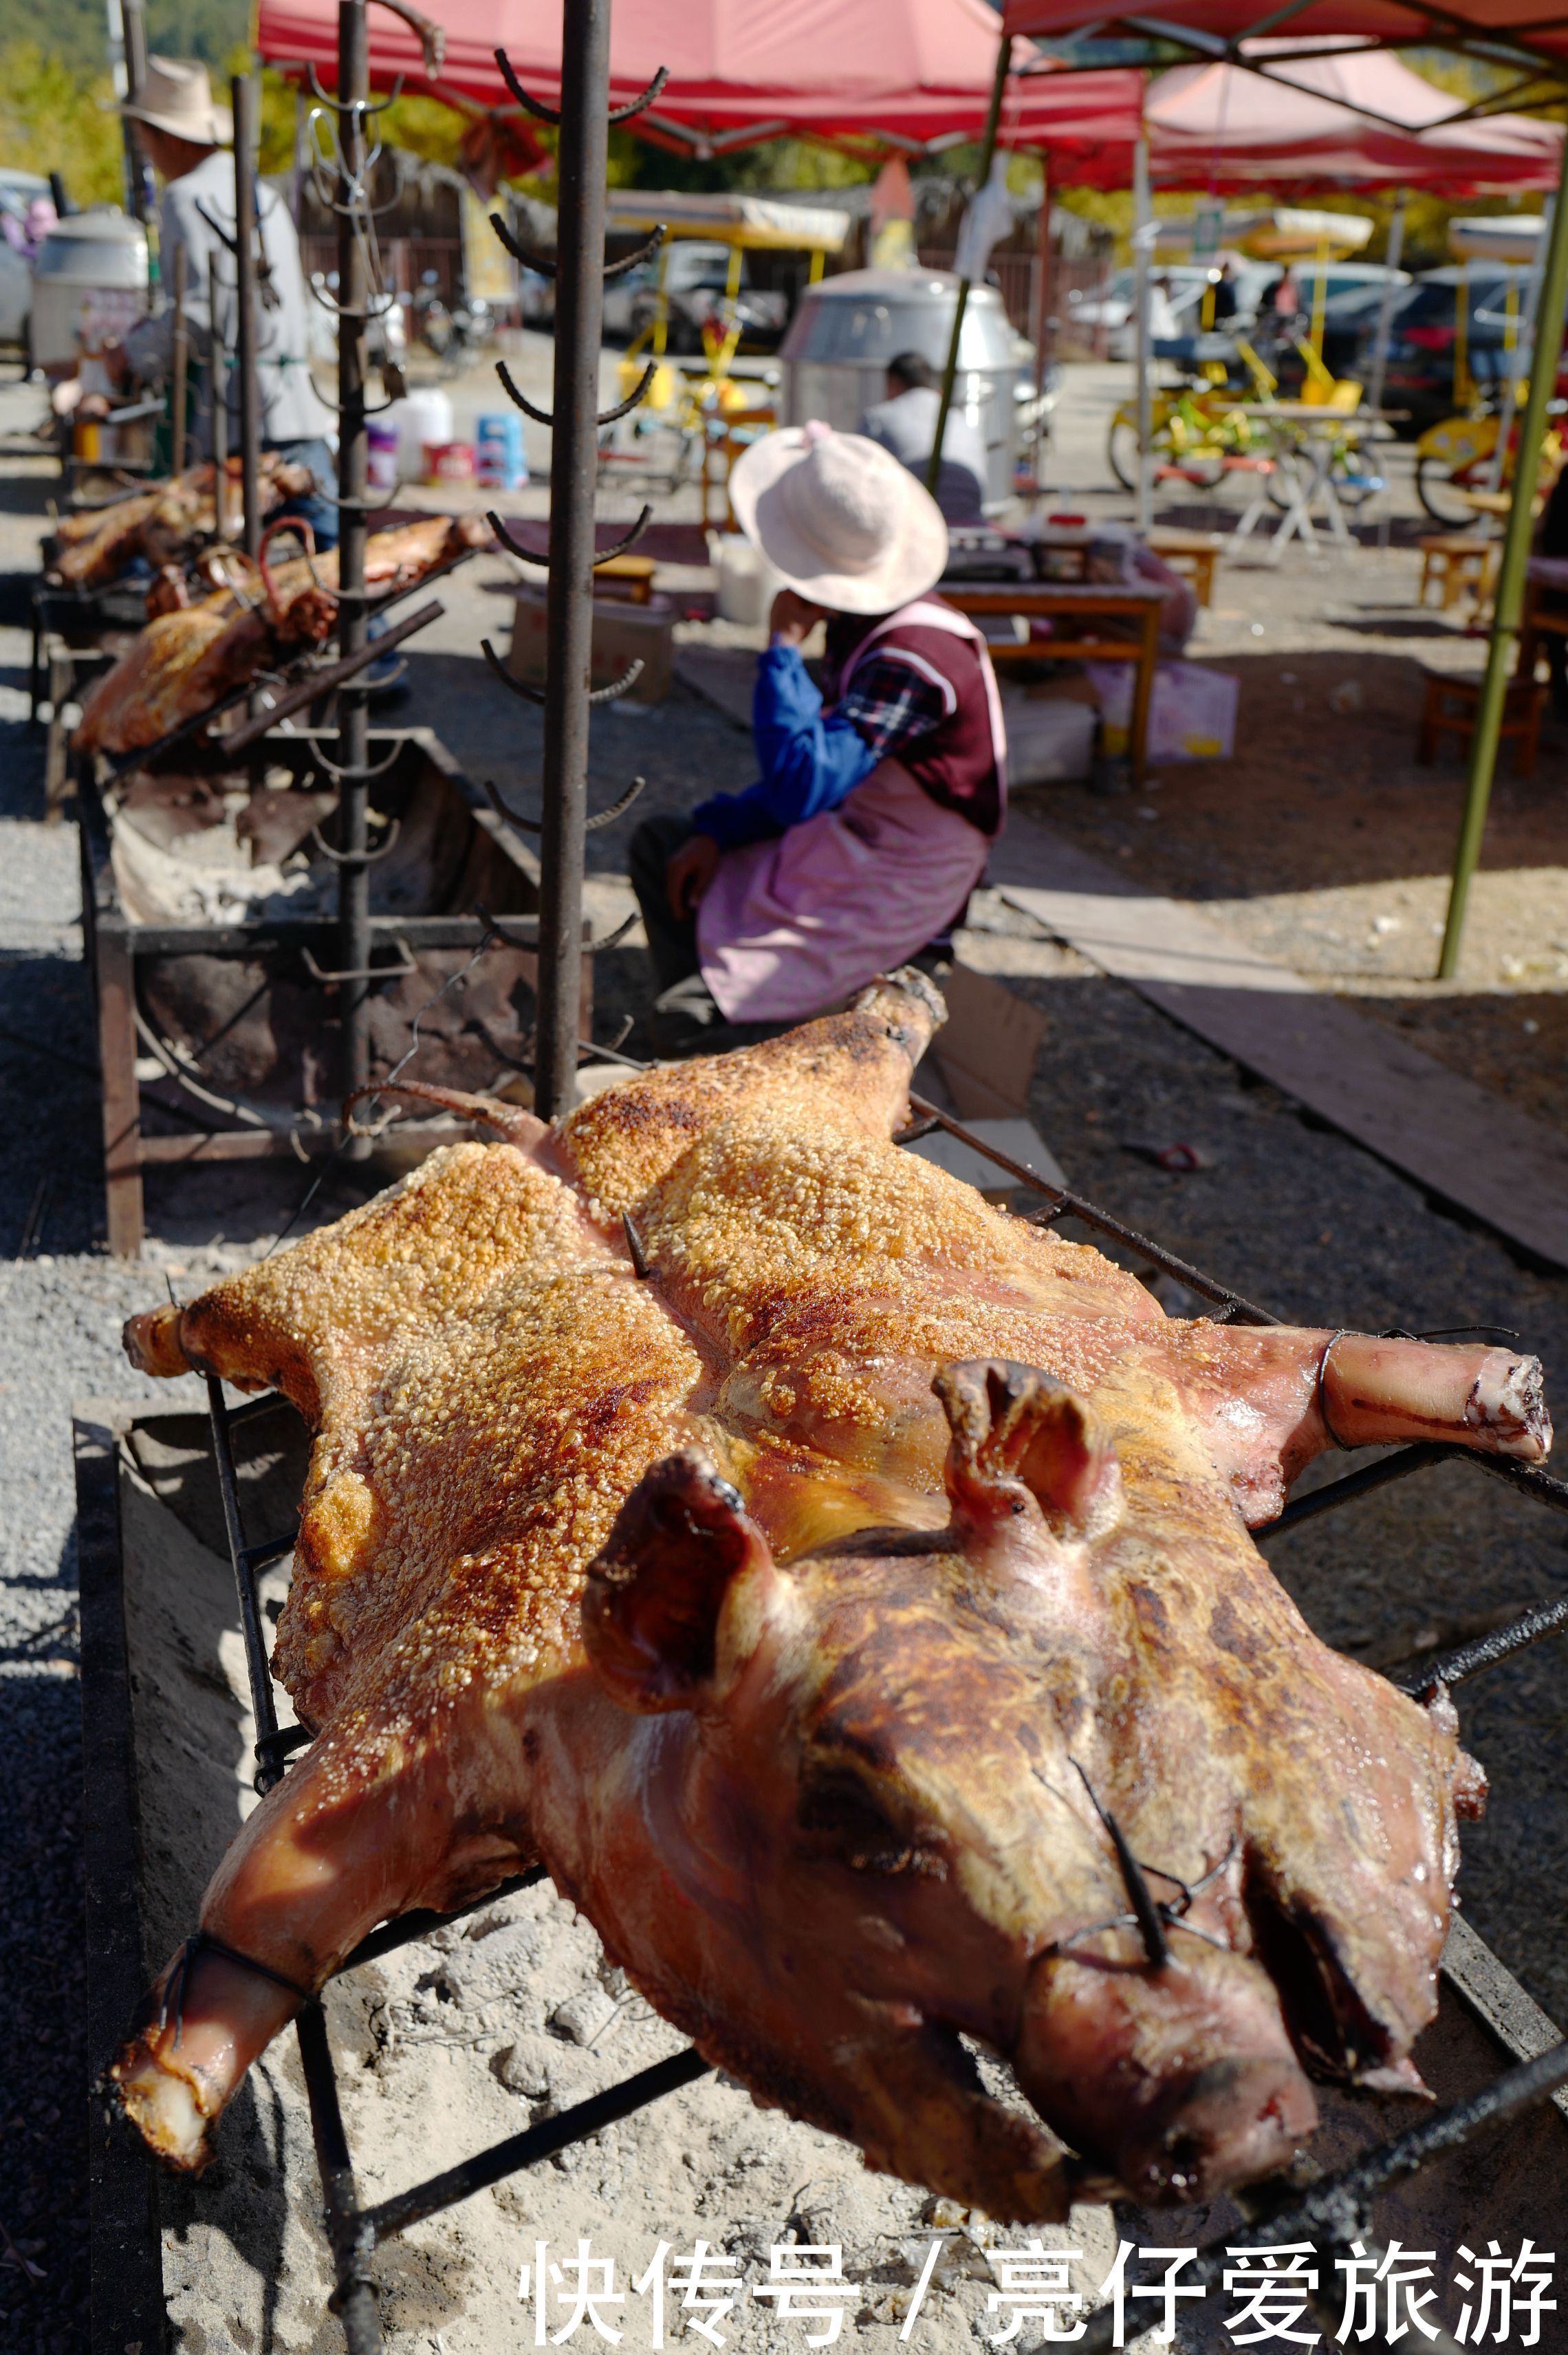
[697,601,1008,1024]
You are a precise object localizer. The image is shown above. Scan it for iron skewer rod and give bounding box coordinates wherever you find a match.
[336,0,372,1153]
[170,245,188,475]
[531,0,613,1118]
[232,72,263,563]
[209,252,228,536]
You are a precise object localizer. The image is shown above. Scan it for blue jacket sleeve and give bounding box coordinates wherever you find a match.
[690,642,878,851]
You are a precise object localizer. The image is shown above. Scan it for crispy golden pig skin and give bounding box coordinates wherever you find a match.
[110,973,1541,2200]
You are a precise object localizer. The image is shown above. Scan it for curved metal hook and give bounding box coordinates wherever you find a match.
[593,506,653,565]
[483,907,640,955]
[488,506,653,574]
[482,772,646,836]
[305,63,404,114]
[589,658,645,706]
[369,0,446,76]
[309,815,402,864]
[488,213,554,276]
[486,508,550,568]
[481,636,545,704]
[309,734,408,783]
[598,362,657,427]
[493,44,559,123]
[486,218,662,285]
[495,358,553,429]
[607,64,670,124]
[604,226,666,280]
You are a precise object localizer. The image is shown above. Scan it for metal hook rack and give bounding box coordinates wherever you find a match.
[178,1089,1568,2355]
[479,8,667,1118]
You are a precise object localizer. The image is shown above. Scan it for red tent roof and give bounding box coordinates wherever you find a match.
[1004,0,1568,64]
[1055,40,1565,191]
[258,0,1142,153]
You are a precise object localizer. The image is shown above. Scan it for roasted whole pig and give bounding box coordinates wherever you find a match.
[72,512,490,757]
[51,456,313,590]
[109,975,1550,2216]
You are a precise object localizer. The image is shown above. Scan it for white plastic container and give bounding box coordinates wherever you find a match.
[714,535,783,629]
[388,390,453,482]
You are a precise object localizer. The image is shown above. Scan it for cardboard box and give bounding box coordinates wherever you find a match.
[506,588,675,705]
[930,961,1049,1120]
[1087,658,1239,763]
[1001,686,1097,785]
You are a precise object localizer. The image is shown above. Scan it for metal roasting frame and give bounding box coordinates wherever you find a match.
[186,1078,1568,2355]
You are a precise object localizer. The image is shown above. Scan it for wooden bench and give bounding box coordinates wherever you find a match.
[1417,666,1544,779]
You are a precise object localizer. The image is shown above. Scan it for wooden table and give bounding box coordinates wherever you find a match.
[1147,526,1221,607]
[945,584,1166,783]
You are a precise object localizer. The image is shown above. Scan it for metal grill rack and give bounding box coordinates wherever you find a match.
[194,1084,1568,2355]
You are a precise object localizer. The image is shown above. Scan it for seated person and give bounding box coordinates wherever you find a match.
[1087,524,1198,656]
[860,350,990,524]
[628,423,1007,1051]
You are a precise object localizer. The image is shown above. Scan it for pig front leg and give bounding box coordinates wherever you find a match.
[1147,1325,1550,1524]
[109,1705,531,2171]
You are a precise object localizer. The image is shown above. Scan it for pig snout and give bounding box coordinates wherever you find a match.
[1110,2054,1318,2204]
[1014,1946,1318,2206]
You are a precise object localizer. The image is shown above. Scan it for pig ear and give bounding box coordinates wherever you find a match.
[582,1452,775,1714]
[934,1359,1122,1537]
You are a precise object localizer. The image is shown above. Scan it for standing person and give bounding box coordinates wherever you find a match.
[1210,260,1239,323]
[860,351,990,523]
[1263,263,1301,321]
[627,423,1006,1052]
[110,58,338,545]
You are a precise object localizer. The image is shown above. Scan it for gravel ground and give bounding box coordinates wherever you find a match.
[3,360,1566,2352]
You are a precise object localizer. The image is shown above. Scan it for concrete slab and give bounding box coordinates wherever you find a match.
[992,812,1568,1271]
[906,1115,1067,1196]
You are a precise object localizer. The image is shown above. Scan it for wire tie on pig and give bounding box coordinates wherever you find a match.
[1071,1761,1170,1969]
[159,1929,312,2050]
[1316,1330,1353,1451]
[622,1211,651,1279]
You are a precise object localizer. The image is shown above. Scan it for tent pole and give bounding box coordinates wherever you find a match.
[1133,130,1152,534]
[927,27,1012,499]
[1366,188,1405,423]
[1032,153,1052,490]
[335,0,372,1149]
[1437,138,1568,981]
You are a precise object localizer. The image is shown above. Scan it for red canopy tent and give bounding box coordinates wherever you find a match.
[1136,43,1563,190]
[257,0,1143,155]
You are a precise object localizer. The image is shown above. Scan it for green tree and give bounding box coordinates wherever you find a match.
[0,40,123,206]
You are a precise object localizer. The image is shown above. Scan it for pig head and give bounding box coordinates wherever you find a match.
[527,1356,1472,2221]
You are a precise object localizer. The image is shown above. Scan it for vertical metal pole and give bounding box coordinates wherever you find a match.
[119,0,151,225]
[1133,132,1153,535]
[1366,191,1405,425]
[926,29,1012,501]
[533,0,613,1119]
[1438,140,1568,980]
[336,0,371,1142]
[232,74,262,563]
[170,243,188,475]
[209,252,228,535]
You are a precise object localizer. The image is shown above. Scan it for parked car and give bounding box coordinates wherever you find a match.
[1349,265,1541,431]
[601,239,788,355]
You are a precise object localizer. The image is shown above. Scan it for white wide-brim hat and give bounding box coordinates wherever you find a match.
[122,56,232,146]
[730,421,948,615]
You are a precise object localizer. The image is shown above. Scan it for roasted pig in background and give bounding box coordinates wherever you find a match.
[109,975,1549,2216]
[50,455,314,590]
[72,512,490,757]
